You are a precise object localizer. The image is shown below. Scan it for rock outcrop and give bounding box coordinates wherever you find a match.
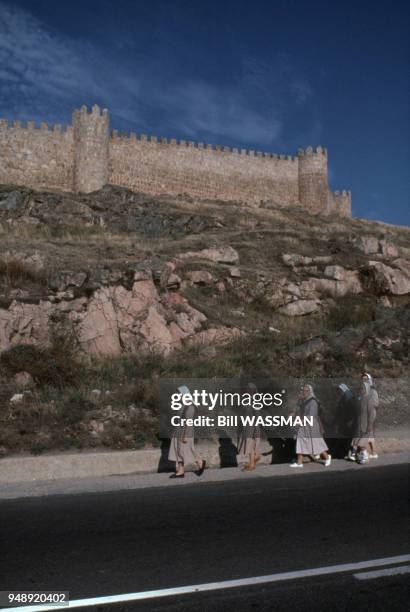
[0,184,409,360]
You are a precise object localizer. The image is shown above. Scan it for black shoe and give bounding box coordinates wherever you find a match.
[195,460,206,477]
[169,473,185,479]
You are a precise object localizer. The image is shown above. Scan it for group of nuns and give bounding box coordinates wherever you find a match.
[168,373,379,478]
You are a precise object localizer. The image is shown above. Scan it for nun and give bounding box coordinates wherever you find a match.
[334,383,359,460]
[237,383,262,471]
[290,384,332,468]
[168,385,206,479]
[351,373,379,464]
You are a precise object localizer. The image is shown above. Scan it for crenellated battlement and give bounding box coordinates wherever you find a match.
[0,118,73,134]
[0,104,351,215]
[72,104,109,119]
[297,145,327,159]
[330,189,352,217]
[108,128,299,161]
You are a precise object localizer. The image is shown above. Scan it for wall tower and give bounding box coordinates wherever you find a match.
[72,105,109,193]
[297,146,329,214]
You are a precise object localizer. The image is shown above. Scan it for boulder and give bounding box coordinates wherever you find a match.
[0,300,52,351]
[185,270,215,285]
[229,267,241,278]
[282,254,312,267]
[138,306,175,354]
[175,311,202,335]
[166,273,181,289]
[324,265,346,281]
[179,245,239,265]
[300,272,362,298]
[10,393,24,404]
[284,283,301,297]
[289,337,326,360]
[339,270,362,295]
[188,326,242,346]
[78,287,122,356]
[12,371,34,388]
[362,262,410,296]
[392,258,410,277]
[312,255,333,264]
[357,235,379,255]
[278,299,321,316]
[379,240,399,259]
[300,278,335,298]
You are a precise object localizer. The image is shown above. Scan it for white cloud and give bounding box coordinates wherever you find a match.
[159,81,281,145]
[0,2,132,120]
[0,2,312,147]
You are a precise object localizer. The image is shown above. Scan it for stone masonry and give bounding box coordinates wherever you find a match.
[0,105,351,216]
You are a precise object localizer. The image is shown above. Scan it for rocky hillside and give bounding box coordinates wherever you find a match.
[0,184,409,455]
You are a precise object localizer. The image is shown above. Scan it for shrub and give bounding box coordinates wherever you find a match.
[326,297,375,331]
[60,390,93,424]
[0,343,80,388]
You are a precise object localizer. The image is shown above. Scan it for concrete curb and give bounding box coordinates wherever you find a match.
[1,452,409,501]
[0,436,408,485]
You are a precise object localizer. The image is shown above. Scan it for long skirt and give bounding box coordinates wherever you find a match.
[296,424,328,456]
[237,435,261,457]
[168,433,198,466]
[352,433,375,448]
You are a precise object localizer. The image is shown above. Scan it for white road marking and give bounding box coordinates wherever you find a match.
[3,554,409,612]
[354,565,410,580]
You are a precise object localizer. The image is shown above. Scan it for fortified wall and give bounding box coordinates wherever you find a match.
[0,105,351,216]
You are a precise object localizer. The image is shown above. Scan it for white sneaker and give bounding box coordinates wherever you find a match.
[290,463,303,468]
[369,453,378,459]
[324,455,332,467]
[345,451,356,461]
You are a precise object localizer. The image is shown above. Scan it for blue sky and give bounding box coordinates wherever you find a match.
[0,0,408,225]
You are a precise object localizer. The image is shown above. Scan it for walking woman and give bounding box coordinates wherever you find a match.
[351,374,378,464]
[237,383,261,471]
[290,384,332,468]
[168,386,206,479]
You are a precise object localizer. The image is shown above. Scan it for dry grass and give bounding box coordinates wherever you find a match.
[0,258,48,287]
[326,296,376,331]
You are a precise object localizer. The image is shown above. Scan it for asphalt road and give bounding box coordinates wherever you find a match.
[1,463,409,611]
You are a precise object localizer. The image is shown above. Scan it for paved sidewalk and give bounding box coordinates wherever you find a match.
[1,452,408,500]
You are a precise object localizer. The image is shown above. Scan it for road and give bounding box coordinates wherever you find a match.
[1,463,409,611]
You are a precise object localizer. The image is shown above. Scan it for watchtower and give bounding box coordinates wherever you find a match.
[72,105,109,193]
[298,146,329,214]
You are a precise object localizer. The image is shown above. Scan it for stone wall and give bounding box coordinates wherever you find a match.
[109,134,299,206]
[0,105,351,216]
[328,189,352,217]
[0,120,74,191]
